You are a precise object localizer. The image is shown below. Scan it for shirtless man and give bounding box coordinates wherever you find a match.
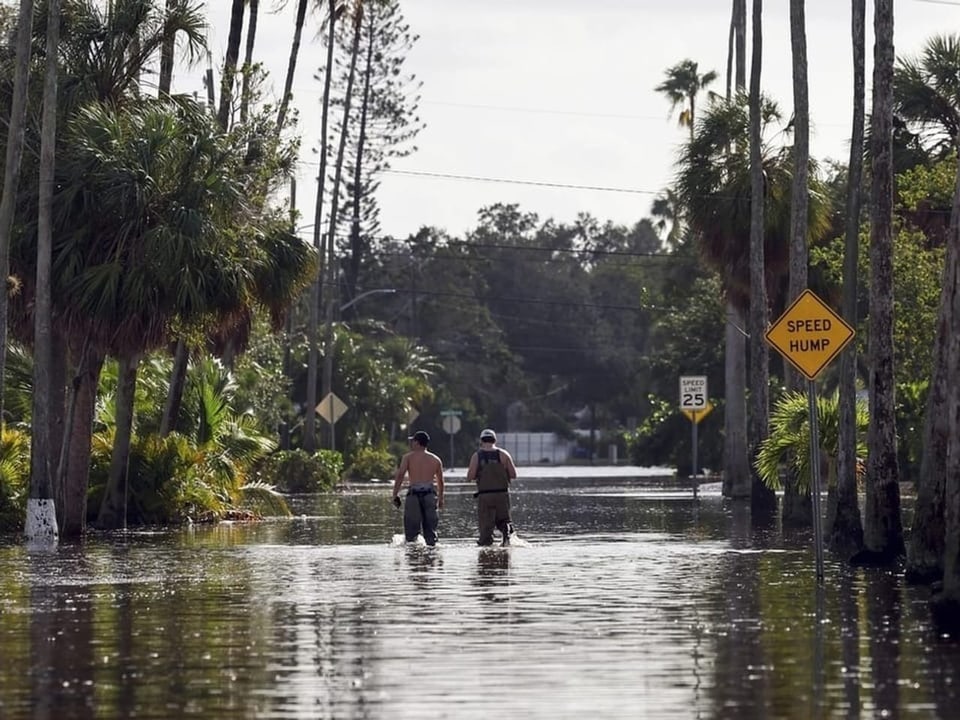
[392,430,445,545]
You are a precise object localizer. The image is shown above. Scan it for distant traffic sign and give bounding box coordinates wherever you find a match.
[316,392,348,424]
[679,376,708,411]
[441,415,462,434]
[682,401,714,425]
[765,290,855,381]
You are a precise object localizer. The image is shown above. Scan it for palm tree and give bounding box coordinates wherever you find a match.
[894,34,960,157]
[863,0,904,562]
[675,95,831,500]
[0,0,35,432]
[830,0,866,560]
[655,59,718,141]
[747,0,776,516]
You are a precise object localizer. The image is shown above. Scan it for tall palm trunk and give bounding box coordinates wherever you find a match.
[276,0,309,134]
[239,0,259,124]
[782,0,812,525]
[26,0,61,544]
[159,0,175,94]
[931,157,960,624]
[911,138,960,585]
[0,0,35,428]
[863,0,903,561]
[160,341,189,436]
[217,0,245,129]
[748,0,776,516]
[725,0,750,500]
[322,1,364,451]
[59,344,105,537]
[97,353,140,529]
[830,0,866,560]
[345,8,377,305]
[305,0,340,453]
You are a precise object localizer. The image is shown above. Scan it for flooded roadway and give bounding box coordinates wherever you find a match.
[1,473,958,719]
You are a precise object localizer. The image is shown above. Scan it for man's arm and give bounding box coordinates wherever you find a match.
[392,454,409,501]
[502,449,518,482]
[434,456,445,509]
[466,452,478,481]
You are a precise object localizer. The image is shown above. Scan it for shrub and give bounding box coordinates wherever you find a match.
[754,391,868,493]
[0,428,30,532]
[347,446,397,481]
[254,449,344,493]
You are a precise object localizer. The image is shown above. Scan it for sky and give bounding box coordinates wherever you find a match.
[190,0,960,241]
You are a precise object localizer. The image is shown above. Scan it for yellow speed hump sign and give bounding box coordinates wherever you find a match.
[765,289,855,381]
[682,401,713,425]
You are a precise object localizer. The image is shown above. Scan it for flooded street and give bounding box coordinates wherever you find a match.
[2,474,959,719]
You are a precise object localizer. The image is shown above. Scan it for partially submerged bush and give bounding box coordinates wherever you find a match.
[254,449,344,493]
[346,446,397,481]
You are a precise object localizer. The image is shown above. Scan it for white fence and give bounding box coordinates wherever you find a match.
[498,432,573,465]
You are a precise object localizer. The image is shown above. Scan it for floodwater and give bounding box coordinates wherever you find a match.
[1,473,959,719]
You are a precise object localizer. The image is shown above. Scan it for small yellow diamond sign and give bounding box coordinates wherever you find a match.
[316,392,349,424]
[682,401,713,425]
[765,289,855,381]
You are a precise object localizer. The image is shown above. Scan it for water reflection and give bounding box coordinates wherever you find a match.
[0,480,958,719]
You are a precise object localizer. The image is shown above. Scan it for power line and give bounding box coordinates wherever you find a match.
[383,168,660,195]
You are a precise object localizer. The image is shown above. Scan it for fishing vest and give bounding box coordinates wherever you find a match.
[475,448,510,493]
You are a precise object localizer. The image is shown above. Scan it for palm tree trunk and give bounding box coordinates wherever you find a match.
[322,1,365,451]
[725,307,750,498]
[862,0,904,561]
[159,0,175,94]
[346,7,377,306]
[59,343,104,538]
[276,0,309,134]
[160,340,189,436]
[217,0,245,130]
[909,158,957,584]
[239,0,259,124]
[830,0,866,560]
[26,0,61,545]
[97,353,140,529]
[781,0,813,526]
[930,167,960,625]
[931,234,960,629]
[748,0,776,517]
[724,0,749,500]
[0,0,35,429]
[734,0,746,90]
[305,0,340,453]
[725,3,735,100]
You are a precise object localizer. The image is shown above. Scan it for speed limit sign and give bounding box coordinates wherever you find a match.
[679,376,708,411]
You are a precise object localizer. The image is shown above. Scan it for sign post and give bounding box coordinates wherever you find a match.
[316,392,349,452]
[440,410,462,469]
[680,376,708,498]
[765,289,855,583]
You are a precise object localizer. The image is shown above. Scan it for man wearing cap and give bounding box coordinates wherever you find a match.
[466,429,518,546]
[392,430,445,546]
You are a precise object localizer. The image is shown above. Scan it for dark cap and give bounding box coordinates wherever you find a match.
[408,430,430,446]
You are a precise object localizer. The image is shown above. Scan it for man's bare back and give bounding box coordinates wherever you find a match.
[392,433,445,510]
